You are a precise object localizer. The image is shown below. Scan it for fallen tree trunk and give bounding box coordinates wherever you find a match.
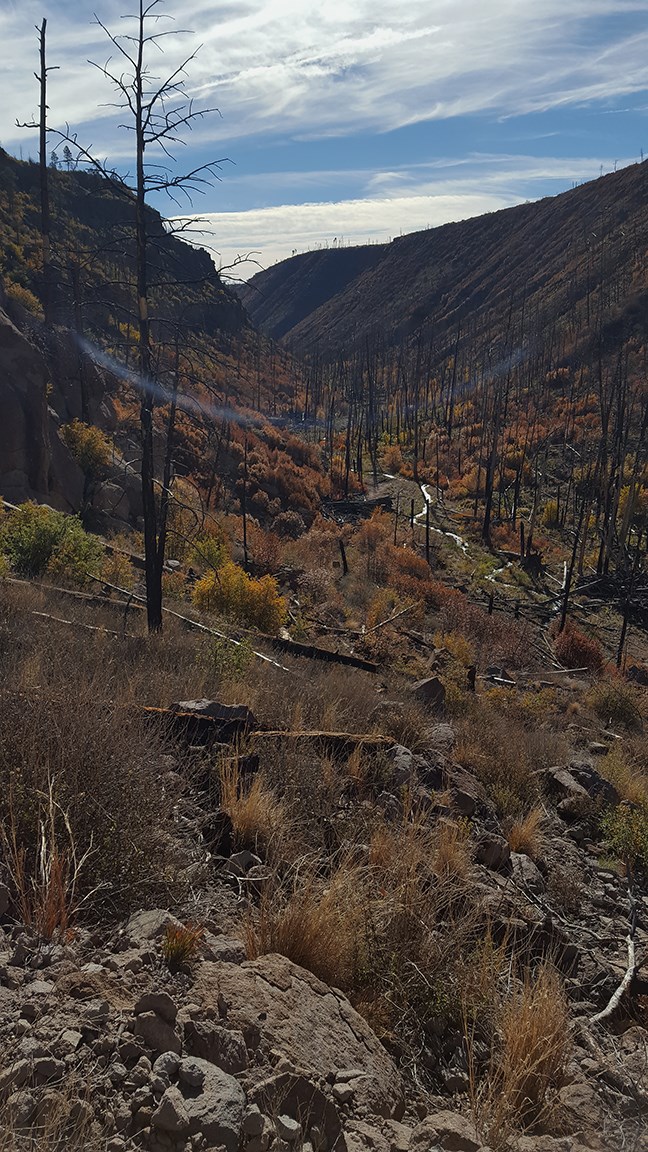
[269,636,378,673]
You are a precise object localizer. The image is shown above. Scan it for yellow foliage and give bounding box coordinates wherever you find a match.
[192,560,286,633]
[60,420,111,476]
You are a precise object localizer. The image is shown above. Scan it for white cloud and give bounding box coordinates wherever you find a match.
[176,152,631,275]
[2,1,648,156]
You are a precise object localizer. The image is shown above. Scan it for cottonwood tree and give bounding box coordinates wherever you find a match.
[56,0,225,632]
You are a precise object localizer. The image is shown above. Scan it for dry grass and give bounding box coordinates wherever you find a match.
[0,1074,100,1152]
[433,817,473,879]
[244,857,368,990]
[161,922,204,973]
[596,744,648,806]
[506,808,545,858]
[469,964,571,1150]
[217,755,293,862]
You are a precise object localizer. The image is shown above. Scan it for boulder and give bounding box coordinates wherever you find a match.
[151,1086,190,1133]
[411,677,446,711]
[180,1057,245,1152]
[134,1012,181,1056]
[475,832,510,872]
[510,852,545,894]
[193,953,404,1120]
[248,1070,343,1152]
[410,1110,481,1152]
[184,1019,248,1073]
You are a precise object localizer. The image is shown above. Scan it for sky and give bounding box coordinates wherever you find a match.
[1,1,647,278]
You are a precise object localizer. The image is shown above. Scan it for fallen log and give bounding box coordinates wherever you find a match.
[268,636,378,673]
[250,729,391,756]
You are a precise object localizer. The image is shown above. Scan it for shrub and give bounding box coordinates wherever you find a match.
[189,530,228,573]
[587,679,643,731]
[161,922,204,973]
[541,498,560,528]
[483,965,570,1135]
[273,509,306,538]
[506,809,544,858]
[600,804,648,871]
[60,420,111,477]
[0,502,103,585]
[192,561,286,633]
[553,621,603,671]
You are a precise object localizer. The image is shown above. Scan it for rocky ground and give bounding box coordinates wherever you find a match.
[0,695,646,1152]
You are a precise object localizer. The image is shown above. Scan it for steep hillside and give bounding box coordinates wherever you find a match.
[0,149,319,527]
[238,244,384,340]
[242,161,648,362]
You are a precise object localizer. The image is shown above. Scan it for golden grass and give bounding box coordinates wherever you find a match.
[217,756,292,860]
[244,858,368,990]
[470,964,571,1149]
[506,808,545,858]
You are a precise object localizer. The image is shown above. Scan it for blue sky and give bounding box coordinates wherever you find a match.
[1,1,647,277]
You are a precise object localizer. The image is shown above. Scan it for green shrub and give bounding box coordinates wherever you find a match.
[204,635,253,680]
[601,804,648,871]
[587,679,643,732]
[0,501,103,585]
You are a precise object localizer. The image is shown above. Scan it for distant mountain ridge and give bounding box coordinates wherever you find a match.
[239,162,648,363]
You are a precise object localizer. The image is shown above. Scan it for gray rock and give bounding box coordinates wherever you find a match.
[242,1105,266,1137]
[276,1115,302,1142]
[26,980,54,996]
[4,1090,35,1128]
[33,1057,66,1083]
[332,1083,354,1104]
[178,1057,206,1089]
[58,1029,83,1052]
[135,991,178,1024]
[151,1086,190,1133]
[201,933,247,965]
[410,1110,481,1152]
[125,909,182,942]
[475,832,510,872]
[181,1058,245,1152]
[134,1011,181,1055]
[411,677,446,711]
[153,1051,181,1079]
[510,852,545,894]
[184,1020,248,1073]
[225,850,262,876]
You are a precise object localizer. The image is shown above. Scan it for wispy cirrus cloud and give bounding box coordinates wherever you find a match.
[178,152,633,275]
[2,1,648,154]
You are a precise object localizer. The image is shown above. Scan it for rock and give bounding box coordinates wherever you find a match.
[194,954,404,1120]
[169,699,257,742]
[510,852,545,894]
[410,1110,481,1152]
[385,745,443,790]
[276,1115,302,1142]
[411,677,446,711]
[242,1105,266,1137]
[332,1083,354,1104]
[58,1029,83,1053]
[134,1012,181,1055]
[178,1058,205,1089]
[475,832,510,872]
[184,1020,248,1073]
[4,1090,35,1128]
[181,1058,245,1152]
[153,1052,181,1079]
[151,1086,190,1134]
[225,849,263,876]
[201,933,247,965]
[0,883,9,918]
[33,1057,66,1083]
[248,1071,342,1152]
[26,980,54,996]
[135,991,178,1024]
[125,909,183,942]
